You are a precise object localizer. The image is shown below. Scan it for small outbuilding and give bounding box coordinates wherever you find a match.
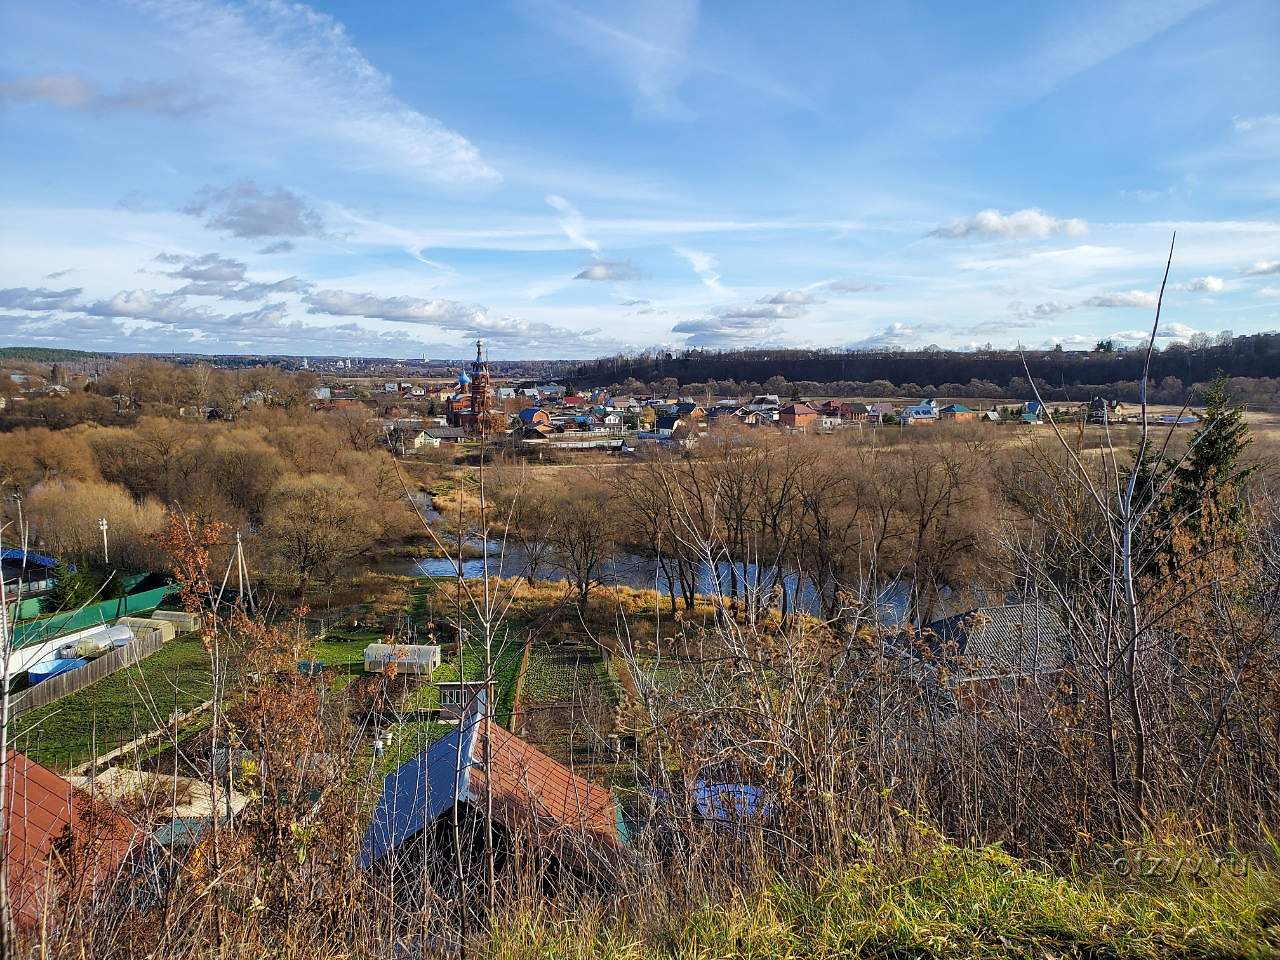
[434,679,494,719]
[363,643,442,676]
[360,694,628,891]
[115,616,176,643]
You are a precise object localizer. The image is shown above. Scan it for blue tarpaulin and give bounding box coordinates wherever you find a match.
[1,548,58,569]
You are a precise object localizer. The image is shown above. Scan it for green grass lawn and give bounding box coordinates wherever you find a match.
[10,634,215,771]
[401,636,524,717]
[308,637,371,667]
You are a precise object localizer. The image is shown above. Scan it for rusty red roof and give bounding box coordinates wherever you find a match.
[361,703,626,872]
[472,720,625,865]
[3,752,138,930]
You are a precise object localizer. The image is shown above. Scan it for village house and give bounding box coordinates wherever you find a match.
[363,643,441,676]
[4,751,141,932]
[821,400,872,422]
[901,399,939,422]
[926,603,1074,709]
[655,415,685,438]
[939,403,978,421]
[778,402,818,431]
[518,407,552,428]
[423,426,467,445]
[435,679,496,720]
[734,408,775,427]
[389,426,430,452]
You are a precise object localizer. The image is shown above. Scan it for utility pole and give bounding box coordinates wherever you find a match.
[98,517,110,565]
[0,521,18,955]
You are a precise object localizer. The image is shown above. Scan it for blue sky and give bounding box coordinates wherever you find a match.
[1,0,1278,359]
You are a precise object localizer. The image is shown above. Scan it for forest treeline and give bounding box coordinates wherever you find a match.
[572,331,1280,407]
[0,407,418,595]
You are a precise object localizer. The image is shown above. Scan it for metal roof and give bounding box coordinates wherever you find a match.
[927,603,1072,679]
[361,696,626,871]
[3,751,138,930]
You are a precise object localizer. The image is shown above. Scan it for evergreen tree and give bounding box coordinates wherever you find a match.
[1168,374,1254,540]
[46,560,91,610]
[1139,374,1254,588]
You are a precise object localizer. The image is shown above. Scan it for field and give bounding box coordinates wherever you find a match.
[9,633,214,771]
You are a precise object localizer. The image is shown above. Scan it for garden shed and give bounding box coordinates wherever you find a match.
[363,643,441,676]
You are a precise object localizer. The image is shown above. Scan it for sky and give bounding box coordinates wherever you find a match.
[1,0,1278,360]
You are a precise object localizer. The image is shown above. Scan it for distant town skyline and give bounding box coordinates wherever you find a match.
[2,0,1278,358]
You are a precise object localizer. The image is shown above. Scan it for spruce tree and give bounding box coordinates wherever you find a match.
[1168,374,1254,543]
[46,560,90,610]
[1142,374,1255,588]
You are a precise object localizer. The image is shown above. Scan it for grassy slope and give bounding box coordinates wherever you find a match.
[10,634,213,770]
[487,842,1280,960]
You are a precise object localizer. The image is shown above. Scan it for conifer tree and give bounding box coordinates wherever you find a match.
[1167,374,1254,546]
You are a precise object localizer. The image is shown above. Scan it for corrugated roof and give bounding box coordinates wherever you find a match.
[928,603,1072,678]
[361,699,625,871]
[4,751,138,930]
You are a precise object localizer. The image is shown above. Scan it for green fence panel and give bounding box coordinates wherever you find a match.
[5,595,46,622]
[13,582,179,650]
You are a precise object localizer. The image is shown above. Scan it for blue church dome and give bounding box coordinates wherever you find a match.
[457,369,472,386]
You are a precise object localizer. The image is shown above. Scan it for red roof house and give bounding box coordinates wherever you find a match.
[3,752,139,931]
[778,403,818,431]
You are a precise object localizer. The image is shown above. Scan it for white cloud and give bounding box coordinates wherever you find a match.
[1241,260,1280,276]
[83,289,204,325]
[1082,290,1158,308]
[528,0,700,120]
[176,277,311,301]
[1175,275,1225,293]
[760,289,820,305]
[545,194,599,253]
[1233,114,1280,133]
[1046,334,1100,349]
[673,245,723,292]
[1113,321,1202,342]
[847,322,916,350]
[305,289,485,326]
[303,287,622,351]
[930,207,1088,240]
[824,279,883,294]
[1256,287,1280,298]
[715,302,804,321]
[184,182,326,239]
[131,0,498,185]
[155,252,247,282]
[671,315,775,347]
[1012,300,1074,322]
[574,259,640,281]
[0,73,211,114]
[0,286,83,310]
